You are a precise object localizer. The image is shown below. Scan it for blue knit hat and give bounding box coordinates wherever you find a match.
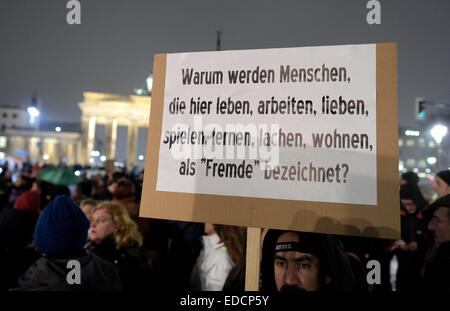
[34,195,90,256]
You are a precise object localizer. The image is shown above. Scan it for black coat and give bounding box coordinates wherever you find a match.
[9,251,122,291]
[395,209,429,290]
[0,207,40,290]
[87,237,155,291]
[424,241,450,291]
[0,207,38,249]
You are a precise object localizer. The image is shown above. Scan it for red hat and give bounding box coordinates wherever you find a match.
[14,190,41,215]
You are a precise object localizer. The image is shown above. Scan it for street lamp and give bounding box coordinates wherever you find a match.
[27,106,40,123]
[431,124,448,171]
[28,93,41,129]
[427,157,437,165]
[431,124,448,144]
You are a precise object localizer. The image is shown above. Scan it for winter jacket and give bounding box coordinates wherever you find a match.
[395,209,429,290]
[424,241,450,291]
[9,251,122,291]
[400,209,428,249]
[87,236,155,291]
[0,207,38,249]
[163,221,204,291]
[190,233,234,291]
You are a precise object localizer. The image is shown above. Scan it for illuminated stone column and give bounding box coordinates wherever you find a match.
[28,137,39,164]
[43,138,58,165]
[80,118,89,165]
[9,136,26,160]
[66,141,74,165]
[81,116,96,165]
[87,117,96,164]
[127,125,138,169]
[37,138,44,165]
[76,140,83,165]
[55,139,63,165]
[24,137,31,161]
[105,119,118,161]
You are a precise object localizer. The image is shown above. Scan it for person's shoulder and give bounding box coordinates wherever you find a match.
[0,206,26,218]
[436,242,450,260]
[89,251,117,268]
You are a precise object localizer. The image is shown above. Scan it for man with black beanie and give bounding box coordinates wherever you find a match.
[433,170,450,199]
[261,229,356,291]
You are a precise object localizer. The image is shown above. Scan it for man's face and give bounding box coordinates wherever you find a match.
[428,207,450,247]
[432,177,450,199]
[273,231,321,291]
[401,199,417,214]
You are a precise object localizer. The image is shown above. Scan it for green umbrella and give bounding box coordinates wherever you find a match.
[37,167,81,186]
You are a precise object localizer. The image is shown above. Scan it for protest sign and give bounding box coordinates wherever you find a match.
[140,43,399,240]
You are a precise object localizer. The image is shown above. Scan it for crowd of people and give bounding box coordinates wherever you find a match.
[0,162,449,291]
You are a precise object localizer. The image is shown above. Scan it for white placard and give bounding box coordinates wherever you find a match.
[156,44,377,205]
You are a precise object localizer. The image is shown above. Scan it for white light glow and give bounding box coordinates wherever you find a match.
[90,150,100,157]
[431,125,448,144]
[74,170,81,177]
[100,155,106,162]
[427,157,437,165]
[43,154,50,160]
[138,155,144,161]
[55,127,61,132]
[405,130,420,137]
[27,107,40,118]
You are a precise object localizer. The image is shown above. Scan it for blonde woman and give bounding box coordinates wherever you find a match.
[87,201,153,291]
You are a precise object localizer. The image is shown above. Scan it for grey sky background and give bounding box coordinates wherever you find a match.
[1,0,449,161]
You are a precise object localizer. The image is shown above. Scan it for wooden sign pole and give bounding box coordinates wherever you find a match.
[245,227,262,291]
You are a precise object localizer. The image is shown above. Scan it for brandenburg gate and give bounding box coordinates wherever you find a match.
[78,92,151,168]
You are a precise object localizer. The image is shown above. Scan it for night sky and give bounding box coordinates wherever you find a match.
[1,0,449,129]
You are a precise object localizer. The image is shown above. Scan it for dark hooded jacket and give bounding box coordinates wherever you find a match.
[423,241,450,291]
[261,230,356,291]
[87,236,156,291]
[396,184,430,290]
[0,191,41,290]
[9,251,122,291]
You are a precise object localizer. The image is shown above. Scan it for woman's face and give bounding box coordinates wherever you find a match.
[433,176,450,199]
[89,209,119,244]
[204,223,215,235]
[401,199,417,214]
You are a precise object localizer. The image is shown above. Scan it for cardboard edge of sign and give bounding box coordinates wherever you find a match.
[140,43,400,240]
